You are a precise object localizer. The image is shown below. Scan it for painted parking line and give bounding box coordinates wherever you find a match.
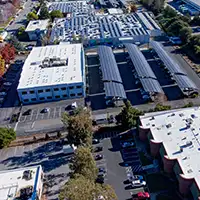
[53,107,56,118]
[59,107,62,117]
[36,109,40,120]
[30,110,34,121]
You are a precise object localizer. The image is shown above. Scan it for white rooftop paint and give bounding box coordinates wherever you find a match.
[140,107,200,189]
[0,166,42,200]
[25,20,49,32]
[18,43,83,89]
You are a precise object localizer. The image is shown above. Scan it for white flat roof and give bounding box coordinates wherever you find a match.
[0,166,42,200]
[25,20,49,32]
[18,43,83,90]
[140,107,200,190]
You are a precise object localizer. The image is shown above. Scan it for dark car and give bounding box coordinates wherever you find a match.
[92,139,100,144]
[22,109,32,116]
[94,146,103,152]
[98,167,106,173]
[95,154,103,160]
[40,108,50,113]
[96,176,104,184]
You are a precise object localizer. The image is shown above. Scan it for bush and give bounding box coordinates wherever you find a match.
[0,128,16,148]
[154,104,171,112]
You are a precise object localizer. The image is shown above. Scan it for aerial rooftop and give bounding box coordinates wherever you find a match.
[0,166,42,200]
[140,107,200,190]
[25,20,49,32]
[18,43,83,90]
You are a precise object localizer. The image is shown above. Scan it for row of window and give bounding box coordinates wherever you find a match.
[21,85,82,95]
[23,93,83,102]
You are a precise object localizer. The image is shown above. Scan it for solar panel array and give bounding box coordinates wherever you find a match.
[104,82,127,99]
[98,46,122,83]
[151,41,198,91]
[125,43,164,94]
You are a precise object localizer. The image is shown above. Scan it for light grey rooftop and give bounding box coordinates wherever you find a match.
[25,20,49,32]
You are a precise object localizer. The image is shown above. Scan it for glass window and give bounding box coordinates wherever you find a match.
[54,88,59,91]
[46,89,51,92]
[70,93,75,97]
[63,94,67,98]
[69,86,74,90]
[76,85,82,89]
[61,87,66,91]
[24,99,29,102]
[77,93,83,96]
[22,91,27,95]
[38,90,43,93]
[47,96,52,99]
[55,95,60,99]
[31,98,36,101]
[30,91,35,94]
[40,97,45,100]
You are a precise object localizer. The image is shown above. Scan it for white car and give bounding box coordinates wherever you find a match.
[0,92,6,96]
[131,180,146,188]
[3,82,12,86]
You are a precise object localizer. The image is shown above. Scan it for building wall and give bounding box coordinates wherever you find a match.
[27,30,46,41]
[182,0,200,11]
[190,181,200,200]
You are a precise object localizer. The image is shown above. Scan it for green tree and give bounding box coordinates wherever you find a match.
[17,26,29,41]
[70,147,98,180]
[62,109,93,146]
[9,35,23,51]
[166,20,189,36]
[153,103,171,112]
[59,175,117,200]
[0,128,16,148]
[39,4,50,19]
[50,10,63,21]
[179,27,192,43]
[27,11,39,21]
[162,6,177,18]
[116,101,142,129]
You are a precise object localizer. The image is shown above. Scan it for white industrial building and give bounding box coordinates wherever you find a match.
[0,165,43,200]
[25,20,49,41]
[17,43,85,104]
[182,0,200,12]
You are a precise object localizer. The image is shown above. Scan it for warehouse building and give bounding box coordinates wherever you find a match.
[0,165,43,200]
[150,41,198,97]
[182,0,200,12]
[17,43,85,104]
[25,20,49,41]
[139,107,200,199]
[50,12,161,45]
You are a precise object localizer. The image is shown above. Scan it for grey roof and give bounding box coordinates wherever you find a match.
[98,46,122,83]
[104,82,127,99]
[125,43,156,79]
[140,78,164,93]
[150,41,186,75]
[173,74,198,90]
[99,0,106,6]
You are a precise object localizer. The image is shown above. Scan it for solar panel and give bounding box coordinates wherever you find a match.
[98,46,122,83]
[140,78,164,93]
[104,82,127,99]
[173,74,197,90]
[125,43,157,79]
[150,41,186,75]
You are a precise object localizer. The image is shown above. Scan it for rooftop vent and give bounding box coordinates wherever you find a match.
[187,169,193,173]
[22,170,32,181]
[167,132,171,135]
[166,124,172,129]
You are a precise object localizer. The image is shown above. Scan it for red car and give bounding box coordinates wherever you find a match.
[132,192,150,200]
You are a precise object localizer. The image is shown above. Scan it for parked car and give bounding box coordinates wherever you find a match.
[0,92,7,96]
[15,59,23,65]
[98,171,106,178]
[92,139,100,144]
[22,109,32,116]
[94,146,103,152]
[3,82,12,86]
[169,37,182,45]
[41,108,50,113]
[121,141,135,148]
[98,167,106,173]
[128,174,144,182]
[95,154,103,160]
[96,176,104,184]
[132,192,150,200]
[131,180,146,188]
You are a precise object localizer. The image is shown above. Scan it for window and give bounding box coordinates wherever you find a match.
[38,90,43,93]
[54,88,59,91]
[30,90,35,94]
[63,94,67,98]
[24,99,29,102]
[31,98,36,101]
[76,85,82,89]
[77,93,83,96]
[70,93,75,97]
[69,86,74,90]
[40,97,45,100]
[61,87,66,91]
[47,96,52,99]
[22,91,27,95]
[55,95,60,99]
[45,89,51,92]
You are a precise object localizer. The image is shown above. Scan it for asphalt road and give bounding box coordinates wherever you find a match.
[6,0,37,32]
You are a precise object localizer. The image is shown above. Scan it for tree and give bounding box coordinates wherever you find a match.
[9,35,23,51]
[27,11,39,21]
[62,109,93,146]
[128,3,137,13]
[162,6,177,18]
[0,128,16,148]
[116,101,142,129]
[50,10,63,21]
[166,20,189,36]
[59,175,118,200]
[153,103,171,112]
[0,55,5,77]
[179,27,192,43]
[17,26,29,41]
[70,147,98,180]
[0,44,15,64]
[39,4,50,19]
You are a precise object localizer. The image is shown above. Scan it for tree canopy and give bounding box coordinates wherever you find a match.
[0,128,16,148]
[62,109,93,146]
[70,146,98,180]
[50,10,63,21]
[59,175,117,200]
[27,11,39,21]
[0,44,16,64]
[116,101,142,129]
[39,4,50,19]
[9,35,23,51]
[0,55,5,77]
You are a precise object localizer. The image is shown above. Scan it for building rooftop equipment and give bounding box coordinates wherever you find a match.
[0,166,43,200]
[108,8,123,15]
[17,43,83,90]
[98,45,122,83]
[25,20,49,32]
[140,107,200,191]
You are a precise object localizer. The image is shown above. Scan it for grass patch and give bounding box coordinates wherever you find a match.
[146,173,174,193]
[138,151,152,166]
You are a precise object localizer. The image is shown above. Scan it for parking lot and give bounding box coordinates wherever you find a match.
[0,140,70,200]
[93,130,148,200]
